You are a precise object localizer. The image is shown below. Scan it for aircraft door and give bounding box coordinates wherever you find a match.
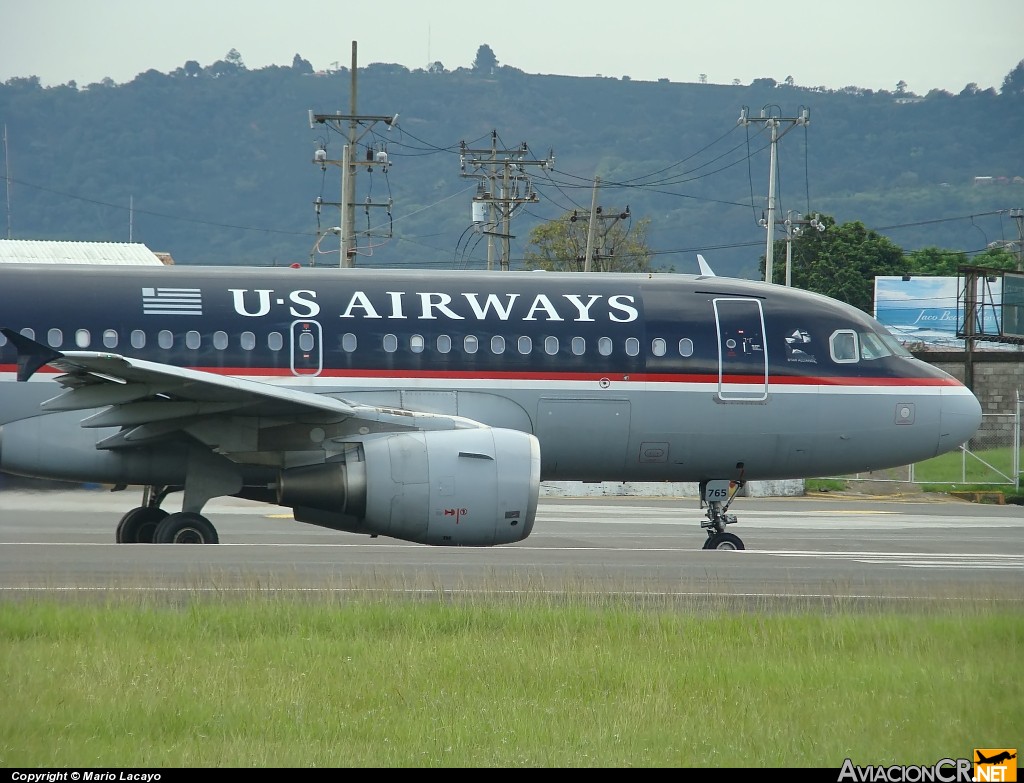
[714,298,767,401]
[290,320,323,376]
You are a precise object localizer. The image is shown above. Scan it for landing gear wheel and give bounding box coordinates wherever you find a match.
[116,507,169,544]
[703,532,745,551]
[153,512,219,544]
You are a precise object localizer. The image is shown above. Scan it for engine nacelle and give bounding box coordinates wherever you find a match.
[278,427,540,546]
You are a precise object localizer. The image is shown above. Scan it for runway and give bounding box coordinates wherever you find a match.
[1,487,1022,606]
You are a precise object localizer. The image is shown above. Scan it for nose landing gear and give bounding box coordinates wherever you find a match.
[699,478,746,551]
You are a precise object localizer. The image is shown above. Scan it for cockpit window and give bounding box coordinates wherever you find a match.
[829,330,859,363]
[879,332,913,357]
[828,329,913,364]
[859,331,890,360]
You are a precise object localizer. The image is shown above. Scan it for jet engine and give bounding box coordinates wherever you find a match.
[277,427,540,546]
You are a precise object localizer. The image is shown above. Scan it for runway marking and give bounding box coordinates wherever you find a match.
[2,540,1022,571]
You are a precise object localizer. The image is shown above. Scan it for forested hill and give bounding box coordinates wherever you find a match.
[2,55,1022,279]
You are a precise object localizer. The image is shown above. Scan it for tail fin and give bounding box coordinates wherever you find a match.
[696,254,716,276]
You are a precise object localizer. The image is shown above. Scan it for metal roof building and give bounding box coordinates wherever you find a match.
[0,240,172,265]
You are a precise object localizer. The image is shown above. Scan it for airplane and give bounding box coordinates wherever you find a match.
[976,752,1016,765]
[0,261,982,551]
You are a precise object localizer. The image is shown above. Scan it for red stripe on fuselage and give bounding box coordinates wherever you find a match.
[0,363,964,387]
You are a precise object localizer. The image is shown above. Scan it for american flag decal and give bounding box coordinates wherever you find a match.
[142,287,203,316]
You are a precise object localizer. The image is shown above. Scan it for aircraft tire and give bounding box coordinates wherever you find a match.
[116,507,169,544]
[153,512,219,544]
[702,532,744,551]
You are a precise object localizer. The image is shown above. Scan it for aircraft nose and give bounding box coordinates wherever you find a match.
[937,386,983,457]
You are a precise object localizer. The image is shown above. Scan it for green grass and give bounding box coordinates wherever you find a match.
[1,594,1021,768]
[913,447,1017,486]
[804,478,850,493]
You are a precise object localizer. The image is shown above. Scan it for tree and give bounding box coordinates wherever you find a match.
[906,247,969,276]
[2,75,42,90]
[762,215,909,313]
[523,211,657,273]
[472,45,498,74]
[907,246,1018,276]
[1002,59,1024,96]
[225,48,245,69]
[291,54,313,74]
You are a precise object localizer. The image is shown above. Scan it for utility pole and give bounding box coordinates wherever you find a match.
[759,210,824,286]
[308,41,398,267]
[739,105,810,283]
[576,177,629,272]
[460,131,553,270]
[3,124,11,239]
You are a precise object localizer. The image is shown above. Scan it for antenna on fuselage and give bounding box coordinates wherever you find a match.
[696,254,716,277]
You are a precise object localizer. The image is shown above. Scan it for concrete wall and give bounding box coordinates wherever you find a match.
[540,479,805,498]
[920,350,1023,445]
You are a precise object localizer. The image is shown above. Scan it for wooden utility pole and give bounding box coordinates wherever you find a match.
[308,42,397,267]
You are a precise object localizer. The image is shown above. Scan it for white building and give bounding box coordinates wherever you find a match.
[0,239,172,265]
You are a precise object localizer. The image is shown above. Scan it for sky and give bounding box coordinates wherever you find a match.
[1,0,1022,94]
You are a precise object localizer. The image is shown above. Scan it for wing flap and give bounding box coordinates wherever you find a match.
[41,382,162,411]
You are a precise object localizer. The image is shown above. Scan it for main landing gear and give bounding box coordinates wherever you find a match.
[114,485,220,545]
[699,479,746,551]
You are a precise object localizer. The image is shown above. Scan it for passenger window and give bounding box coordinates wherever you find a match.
[437,335,451,354]
[464,335,479,354]
[571,337,585,356]
[131,330,145,349]
[625,337,640,357]
[0,332,7,347]
[241,331,256,351]
[652,338,666,357]
[20,328,35,340]
[186,331,201,350]
[47,328,63,347]
[490,335,505,355]
[103,329,118,349]
[342,333,357,352]
[544,336,559,355]
[75,329,91,348]
[517,336,532,355]
[383,334,398,353]
[410,334,425,353]
[298,331,314,352]
[213,331,228,350]
[830,330,859,363]
[158,330,173,349]
[268,331,284,351]
[598,337,613,356]
[679,338,694,357]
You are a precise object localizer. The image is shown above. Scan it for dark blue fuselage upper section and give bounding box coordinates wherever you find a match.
[0,264,941,385]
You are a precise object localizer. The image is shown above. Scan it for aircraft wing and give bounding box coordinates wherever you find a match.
[1,328,484,457]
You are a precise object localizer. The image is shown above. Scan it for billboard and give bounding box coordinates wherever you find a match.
[1002,272,1024,338]
[873,275,1003,348]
